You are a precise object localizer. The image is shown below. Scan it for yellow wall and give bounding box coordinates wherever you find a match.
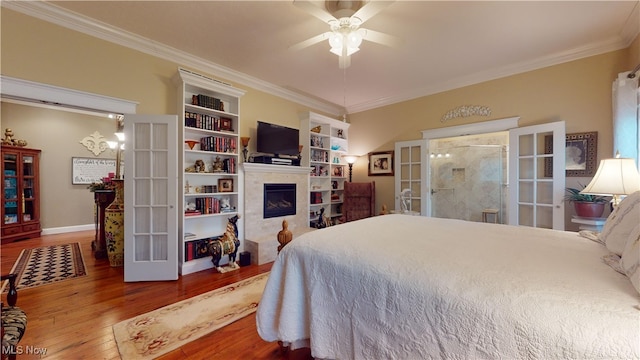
[348,47,634,218]
[1,8,637,230]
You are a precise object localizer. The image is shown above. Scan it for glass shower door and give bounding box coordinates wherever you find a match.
[429,142,506,223]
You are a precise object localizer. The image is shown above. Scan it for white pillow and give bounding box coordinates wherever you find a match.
[621,224,640,295]
[599,191,640,256]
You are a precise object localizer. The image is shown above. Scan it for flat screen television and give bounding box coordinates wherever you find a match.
[256,121,300,156]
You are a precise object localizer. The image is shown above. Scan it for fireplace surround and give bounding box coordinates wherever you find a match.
[243,163,312,265]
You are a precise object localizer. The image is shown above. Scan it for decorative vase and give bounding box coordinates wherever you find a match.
[105,179,125,267]
[574,202,605,218]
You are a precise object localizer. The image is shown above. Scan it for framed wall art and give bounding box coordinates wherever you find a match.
[368,151,394,176]
[544,131,597,177]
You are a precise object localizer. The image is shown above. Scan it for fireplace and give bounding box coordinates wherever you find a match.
[264,183,296,219]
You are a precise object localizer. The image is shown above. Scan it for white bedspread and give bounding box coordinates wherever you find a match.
[256,215,640,359]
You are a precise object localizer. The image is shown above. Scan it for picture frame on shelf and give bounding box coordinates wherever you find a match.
[368,151,394,176]
[220,117,233,132]
[544,132,597,177]
[218,178,234,192]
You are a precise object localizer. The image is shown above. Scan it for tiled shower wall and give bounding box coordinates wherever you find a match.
[430,132,508,223]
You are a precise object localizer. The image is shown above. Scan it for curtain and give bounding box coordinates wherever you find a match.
[612,71,639,167]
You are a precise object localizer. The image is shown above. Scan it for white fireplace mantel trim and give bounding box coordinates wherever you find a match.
[242,163,312,175]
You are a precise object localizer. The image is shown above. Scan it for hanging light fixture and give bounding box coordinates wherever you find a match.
[328,17,364,69]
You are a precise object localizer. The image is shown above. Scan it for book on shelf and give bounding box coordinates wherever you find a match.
[184,236,223,261]
[191,94,224,112]
[199,136,237,153]
[184,210,201,216]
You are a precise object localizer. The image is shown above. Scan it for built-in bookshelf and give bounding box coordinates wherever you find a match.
[174,68,246,275]
[299,112,350,227]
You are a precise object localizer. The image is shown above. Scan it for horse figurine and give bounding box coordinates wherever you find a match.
[207,215,241,273]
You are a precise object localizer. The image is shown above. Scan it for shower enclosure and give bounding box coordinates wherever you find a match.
[429,133,508,224]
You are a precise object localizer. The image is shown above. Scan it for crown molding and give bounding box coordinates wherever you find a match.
[347,34,634,114]
[2,1,344,117]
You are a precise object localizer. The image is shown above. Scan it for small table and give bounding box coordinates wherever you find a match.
[571,216,607,231]
[93,190,115,259]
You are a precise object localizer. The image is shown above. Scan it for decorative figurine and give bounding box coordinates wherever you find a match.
[316,208,326,229]
[212,156,224,173]
[207,215,241,273]
[277,219,293,253]
[2,128,27,147]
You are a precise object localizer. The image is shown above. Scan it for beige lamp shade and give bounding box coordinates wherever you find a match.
[342,154,359,164]
[581,157,640,196]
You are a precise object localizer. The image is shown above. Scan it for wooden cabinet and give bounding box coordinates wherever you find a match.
[299,112,350,227]
[174,68,246,275]
[2,146,41,243]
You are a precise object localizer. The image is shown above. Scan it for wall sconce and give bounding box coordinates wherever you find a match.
[241,137,250,162]
[342,154,359,182]
[581,151,640,207]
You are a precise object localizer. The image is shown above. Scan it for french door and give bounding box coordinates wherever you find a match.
[124,115,178,282]
[508,121,565,230]
[394,140,424,214]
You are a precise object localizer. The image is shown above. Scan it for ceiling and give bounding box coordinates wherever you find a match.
[8,1,640,116]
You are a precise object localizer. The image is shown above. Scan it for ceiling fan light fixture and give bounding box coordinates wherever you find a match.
[346,30,362,49]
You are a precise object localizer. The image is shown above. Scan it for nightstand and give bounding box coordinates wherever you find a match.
[571,216,607,231]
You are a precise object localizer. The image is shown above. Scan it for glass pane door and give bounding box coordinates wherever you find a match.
[22,155,36,222]
[3,153,18,225]
[508,121,565,230]
[395,140,423,214]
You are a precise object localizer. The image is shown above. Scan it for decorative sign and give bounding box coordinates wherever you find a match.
[72,157,116,184]
[441,105,492,122]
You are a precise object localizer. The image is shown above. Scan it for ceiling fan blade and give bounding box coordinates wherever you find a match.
[359,28,400,47]
[351,1,394,24]
[293,0,337,24]
[289,32,332,52]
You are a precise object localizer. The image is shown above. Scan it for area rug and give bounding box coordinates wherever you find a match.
[113,272,270,360]
[2,242,87,292]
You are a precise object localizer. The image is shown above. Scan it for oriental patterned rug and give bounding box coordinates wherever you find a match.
[2,242,87,292]
[112,272,269,360]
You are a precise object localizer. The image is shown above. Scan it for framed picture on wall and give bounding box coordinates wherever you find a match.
[544,131,597,177]
[368,151,394,176]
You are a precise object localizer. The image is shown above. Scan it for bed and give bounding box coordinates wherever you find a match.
[256,192,640,360]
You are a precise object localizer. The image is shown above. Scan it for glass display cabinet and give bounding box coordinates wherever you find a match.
[2,145,41,243]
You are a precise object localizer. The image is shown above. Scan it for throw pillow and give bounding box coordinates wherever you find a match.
[621,224,640,295]
[599,191,640,256]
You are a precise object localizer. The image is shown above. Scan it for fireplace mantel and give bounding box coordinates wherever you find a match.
[242,163,312,174]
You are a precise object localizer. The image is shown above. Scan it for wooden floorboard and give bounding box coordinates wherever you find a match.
[1,231,283,360]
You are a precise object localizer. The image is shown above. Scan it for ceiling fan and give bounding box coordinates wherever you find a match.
[291,0,397,69]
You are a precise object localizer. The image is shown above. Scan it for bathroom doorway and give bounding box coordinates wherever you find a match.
[429,132,508,224]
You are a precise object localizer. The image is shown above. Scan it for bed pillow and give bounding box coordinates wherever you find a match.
[599,191,640,256]
[621,224,640,294]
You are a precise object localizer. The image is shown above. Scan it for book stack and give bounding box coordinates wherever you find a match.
[192,94,224,112]
[199,136,237,153]
[194,197,221,214]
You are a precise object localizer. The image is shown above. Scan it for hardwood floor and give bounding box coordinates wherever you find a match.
[1,231,283,360]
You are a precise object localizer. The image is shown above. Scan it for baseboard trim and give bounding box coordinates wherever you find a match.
[42,224,94,235]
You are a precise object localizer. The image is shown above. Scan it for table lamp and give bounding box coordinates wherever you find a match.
[241,137,250,162]
[581,151,640,207]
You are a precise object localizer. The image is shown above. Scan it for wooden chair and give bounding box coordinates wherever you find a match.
[1,274,26,360]
[341,182,376,223]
